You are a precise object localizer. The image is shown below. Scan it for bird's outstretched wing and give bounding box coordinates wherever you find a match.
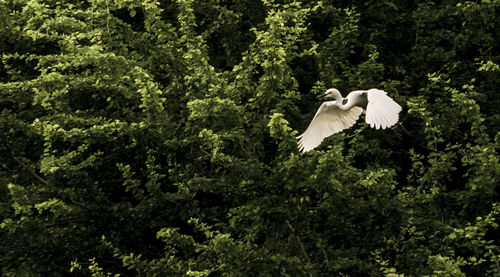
[365,89,402,130]
[297,102,363,152]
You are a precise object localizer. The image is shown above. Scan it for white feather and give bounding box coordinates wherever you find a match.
[365,89,402,130]
[297,102,363,153]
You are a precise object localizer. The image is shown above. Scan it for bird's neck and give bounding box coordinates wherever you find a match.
[337,98,355,110]
[337,93,368,110]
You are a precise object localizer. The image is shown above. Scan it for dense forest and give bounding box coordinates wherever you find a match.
[1,0,499,276]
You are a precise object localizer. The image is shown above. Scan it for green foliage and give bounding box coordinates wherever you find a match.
[1,0,499,276]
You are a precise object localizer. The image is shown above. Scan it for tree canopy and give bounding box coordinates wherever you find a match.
[1,0,499,276]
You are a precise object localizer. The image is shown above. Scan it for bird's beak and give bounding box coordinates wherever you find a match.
[318,93,328,99]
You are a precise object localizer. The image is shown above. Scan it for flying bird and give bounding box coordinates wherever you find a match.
[297,88,402,153]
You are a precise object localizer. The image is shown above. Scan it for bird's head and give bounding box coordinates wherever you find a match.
[322,88,342,100]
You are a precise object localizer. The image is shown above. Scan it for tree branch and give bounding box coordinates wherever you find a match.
[1,136,48,185]
[10,154,49,185]
[284,219,310,263]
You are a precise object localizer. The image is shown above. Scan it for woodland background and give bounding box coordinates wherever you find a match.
[1,0,500,276]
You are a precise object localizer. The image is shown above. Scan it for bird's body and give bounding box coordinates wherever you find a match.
[297,88,402,153]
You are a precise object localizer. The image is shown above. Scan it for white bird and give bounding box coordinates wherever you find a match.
[297,88,402,153]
